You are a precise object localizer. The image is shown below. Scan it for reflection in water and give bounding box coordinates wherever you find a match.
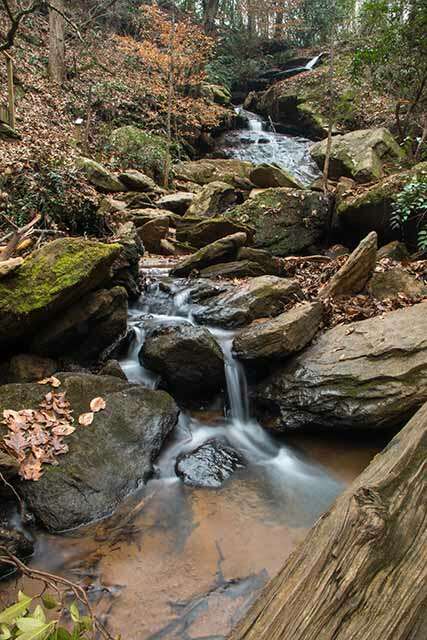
[0,271,383,639]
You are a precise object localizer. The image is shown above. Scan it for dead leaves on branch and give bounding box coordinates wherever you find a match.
[0,379,106,482]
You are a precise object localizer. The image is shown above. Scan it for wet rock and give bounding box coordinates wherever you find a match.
[311,128,405,183]
[193,275,302,328]
[175,440,243,488]
[157,192,194,215]
[98,359,127,380]
[237,247,281,275]
[0,374,179,531]
[30,286,128,362]
[377,241,409,261]
[176,217,252,249]
[174,159,253,187]
[8,354,57,383]
[250,163,303,189]
[233,302,323,361]
[170,232,247,277]
[254,301,427,432]
[224,188,330,256]
[0,526,33,564]
[111,221,144,299]
[141,324,225,399]
[138,216,170,253]
[368,268,427,300]
[0,238,121,352]
[319,232,377,298]
[200,260,267,279]
[118,170,157,192]
[76,157,125,192]
[186,181,241,218]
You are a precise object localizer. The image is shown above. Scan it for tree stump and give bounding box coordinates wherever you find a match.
[229,402,427,640]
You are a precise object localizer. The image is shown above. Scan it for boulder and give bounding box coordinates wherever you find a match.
[250,163,303,189]
[137,216,170,253]
[109,126,169,184]
[200,260,267,279]
[176,217,252,249]
[141,324,225,398]
[8,353,57,383]
[156,192,194,215]
[368,268,427,300]
[237,247,281,275]
[224,188,330,256]
[98,359,127,380]
[193,275,303,328]
[174,159,253,187]
[0,238,121,351]
[76,157,125,192]
[233,302,323,361]
[185,181,240,218]
[129,208,177,228]
[200,83,231,105]
[118,170,157,192]
[311,128,405,183]
[175,440,243,488]
[377,240,410,261]
[319,232,377,298]
[170,232,247,277]
[254,301,427,432]
[110,221,144,300]
[30,286,128,362]
[0,373,179,531]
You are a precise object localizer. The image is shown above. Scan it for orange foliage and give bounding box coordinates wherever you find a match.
[116,5,224,135]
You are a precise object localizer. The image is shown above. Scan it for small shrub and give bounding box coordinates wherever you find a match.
[390,177,427,251]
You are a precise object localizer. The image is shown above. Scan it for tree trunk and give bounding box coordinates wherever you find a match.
[203,0,219,34]
[274,11,283,38]
[323,39,335,193]
[48,0,65,84]
[229,402,427,640]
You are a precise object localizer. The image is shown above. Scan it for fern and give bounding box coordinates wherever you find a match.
[391,177,427,251]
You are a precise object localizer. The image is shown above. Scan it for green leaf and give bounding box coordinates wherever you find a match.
[0,625,11,640]
[15,620,55,640]
[79,616,92,632]
[32,608,46,625]
[69,604,79,624]
[0,593,32,625]
[41,596,58,612]
[49,628,71,640]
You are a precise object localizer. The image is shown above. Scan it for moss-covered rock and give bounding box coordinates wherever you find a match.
[176,216,252,248]
[174,159,253,187]
[249,163,304,189]
[200,83,231,105]
[76,157,125,192]
[311,128,405,183]
[0,238,120,350]
[109,126,169,185]
[185,181,241,217]
[224,187,330,256]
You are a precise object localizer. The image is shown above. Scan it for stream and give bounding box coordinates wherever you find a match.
[0,270,384,639]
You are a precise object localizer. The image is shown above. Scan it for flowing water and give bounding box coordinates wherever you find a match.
[0,270,385,639]
[218,107,321,186]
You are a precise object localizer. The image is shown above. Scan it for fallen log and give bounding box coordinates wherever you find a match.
[229,402,427,640]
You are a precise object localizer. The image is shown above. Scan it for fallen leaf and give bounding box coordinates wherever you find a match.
[78,412,94,426]
[90,397,106,413]
[52,424,76,436]
[37,376,61,388]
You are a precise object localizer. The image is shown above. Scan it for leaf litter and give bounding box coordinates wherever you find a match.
[0,379,107,481]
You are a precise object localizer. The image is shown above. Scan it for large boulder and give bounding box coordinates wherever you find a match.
[319,232,377,298]
[76,157,125,192]
[224,188,330,256]
[199,260,267,279]
[368,268,427,301]
[186,181,240,217]
[175,440,243,488]
[193,275,302,328]
[8,353,57,383]
[173,159,253,187]
[141,324,225,399]
[30,286,128,362]
[156,192,194,215]
[254,301,427,432]
[176,217,252,249]
[0,374,179,531]
[237,247,281,275]
[334,163,427,246]
[311,128,404,183]
[249,163,303,189]
[138,216,170,253]
[109,126,169,184]
[0,238,121,351]
[118,170,157,192]
[110,221,144,300]
[170,232,247,277]
[233,302,323,361]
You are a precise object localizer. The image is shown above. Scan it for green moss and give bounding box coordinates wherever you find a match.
[0,239,120,315]
[108,126,169,184]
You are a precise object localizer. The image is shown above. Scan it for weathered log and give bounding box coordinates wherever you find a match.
[229,402,427,640]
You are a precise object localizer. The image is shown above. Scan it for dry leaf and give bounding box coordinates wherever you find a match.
[78,412,94,426]
[90,397,106,413]
[52,424,76,436]
[38,376,61,388]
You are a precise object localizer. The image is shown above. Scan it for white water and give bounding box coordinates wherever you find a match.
[120,270,343,503]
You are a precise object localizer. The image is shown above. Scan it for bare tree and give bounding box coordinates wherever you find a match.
[48,0,65,83]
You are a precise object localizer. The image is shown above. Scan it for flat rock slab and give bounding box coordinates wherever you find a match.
[175,439,244,488]
[254,301,427,432]
[170,232,247,277]
[193,275,302,328]
[0,374,179,531]
[233,301,323,361]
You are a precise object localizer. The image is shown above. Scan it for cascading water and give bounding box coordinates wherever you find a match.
[219,106,321,185]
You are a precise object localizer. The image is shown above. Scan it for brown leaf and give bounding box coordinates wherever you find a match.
[38,376,61,388]
[20,455,44,481]
[78,412,94,426]
[90,397,106,413]
[52,424,76,437]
